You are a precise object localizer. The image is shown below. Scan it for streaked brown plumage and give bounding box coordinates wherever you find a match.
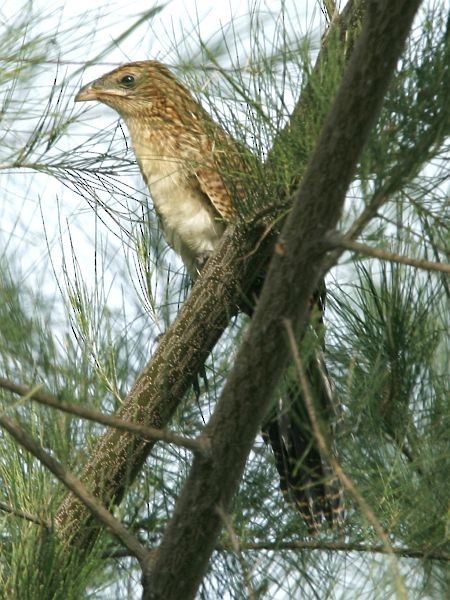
[75,60,344,532]
[75,61,236,276]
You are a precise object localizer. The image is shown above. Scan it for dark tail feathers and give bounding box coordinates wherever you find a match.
[262,350,344,533]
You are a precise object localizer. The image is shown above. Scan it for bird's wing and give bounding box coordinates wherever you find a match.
[195,166,235,222]
[193,127,249,222]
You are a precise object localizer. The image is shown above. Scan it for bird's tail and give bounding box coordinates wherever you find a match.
[262,348,344,533]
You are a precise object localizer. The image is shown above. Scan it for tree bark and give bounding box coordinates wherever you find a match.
[145,0,423,598]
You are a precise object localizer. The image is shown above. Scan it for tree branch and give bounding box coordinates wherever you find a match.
[0,500,49,528]
[0,376,207,455]
[104,539,450,563]
[216,505,257,600]
[145,1,423,598]
[329,236,450,273]
[217,540,450,562]
[55,225,270,546]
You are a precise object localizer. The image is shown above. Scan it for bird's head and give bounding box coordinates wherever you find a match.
[75,60,198,122]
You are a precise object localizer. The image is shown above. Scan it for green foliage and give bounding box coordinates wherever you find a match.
[331,262,448,515]
[360,3,450,195]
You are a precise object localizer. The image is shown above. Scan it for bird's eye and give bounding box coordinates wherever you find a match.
[119,74,136,87]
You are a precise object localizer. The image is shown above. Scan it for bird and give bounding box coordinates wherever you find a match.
[75,60,344,532]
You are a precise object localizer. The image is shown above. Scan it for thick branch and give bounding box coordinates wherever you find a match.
[146,1,423,598]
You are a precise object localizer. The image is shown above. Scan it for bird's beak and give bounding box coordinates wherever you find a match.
[75,81,128,103]
[74,82,100,102]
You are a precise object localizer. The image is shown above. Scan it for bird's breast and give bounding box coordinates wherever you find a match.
[133,140,225,277]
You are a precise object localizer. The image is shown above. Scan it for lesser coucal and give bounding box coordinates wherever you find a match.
[75,60,344,532]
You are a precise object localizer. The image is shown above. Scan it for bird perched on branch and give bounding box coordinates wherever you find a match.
[75,60,344,532]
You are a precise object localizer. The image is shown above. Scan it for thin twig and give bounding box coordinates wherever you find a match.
[216,505,258,600]
[0,377,207,455]
[217,540,450,562]
[104,539,450,563]
[330,236,450,273]
[0,500,50,528]
[377,212,449,258]
[0,414,151,567]
[283,318,408,600]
